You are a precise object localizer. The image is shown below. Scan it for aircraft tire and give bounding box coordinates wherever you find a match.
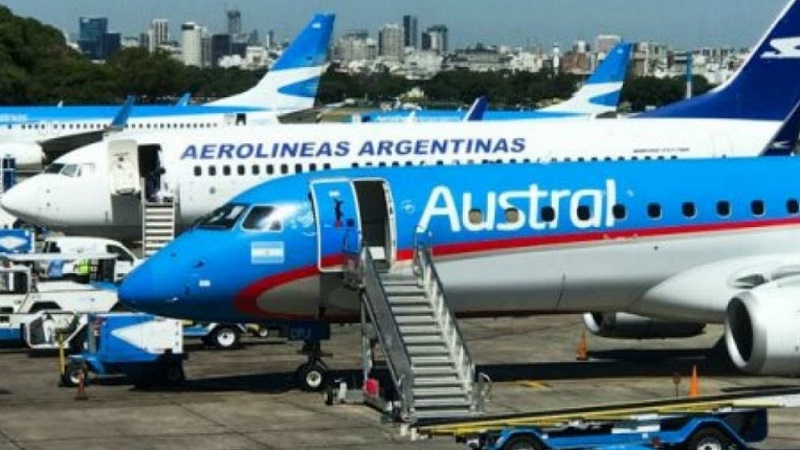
[684,427,738,450]
[296,362,327,391]
[210,325,241,350]
[501,435,544,450]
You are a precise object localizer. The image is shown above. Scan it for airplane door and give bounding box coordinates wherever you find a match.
[310,179,362,272]
[108,139,140,195]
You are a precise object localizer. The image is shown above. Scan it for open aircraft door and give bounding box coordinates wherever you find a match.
[310,179,362,272]
[108,139,140,195]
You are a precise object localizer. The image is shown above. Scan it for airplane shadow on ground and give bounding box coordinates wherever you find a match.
[131,337,799,396]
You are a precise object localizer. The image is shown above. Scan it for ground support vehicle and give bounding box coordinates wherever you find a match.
[60,312,185,387]
[415,390,800,450]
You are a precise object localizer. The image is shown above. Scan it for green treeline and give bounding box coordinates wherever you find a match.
[0,5,711,111]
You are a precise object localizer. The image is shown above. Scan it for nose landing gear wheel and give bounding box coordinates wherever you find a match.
[295,362,328,391]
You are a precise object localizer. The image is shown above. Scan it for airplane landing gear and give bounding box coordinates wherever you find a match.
[295,340,330,391]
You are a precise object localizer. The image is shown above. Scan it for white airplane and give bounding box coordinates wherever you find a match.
[3,0,800,240]
[0,13,335,171]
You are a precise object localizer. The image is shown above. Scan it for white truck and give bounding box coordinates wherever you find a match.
[41,236,140,282]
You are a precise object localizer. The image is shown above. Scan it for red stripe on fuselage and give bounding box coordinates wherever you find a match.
[234,218,800,319]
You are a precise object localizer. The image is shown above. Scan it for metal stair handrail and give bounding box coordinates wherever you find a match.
[414,240,481,412]
[345,246,416,419]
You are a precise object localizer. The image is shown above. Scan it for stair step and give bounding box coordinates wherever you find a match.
[379,276,418,286]
[403,335,444,345]
[391,305,433,315]
[413,386,468,398]
[407,344,449,355]
[411,355,454,365]
[413,408,476,419]
[383,285,427,296]
[414,397,472,408]
[395,315,437,325]
[400,325,440,335]
[414,376,462,387]
[412,364,457,375]
[388,295,430,305]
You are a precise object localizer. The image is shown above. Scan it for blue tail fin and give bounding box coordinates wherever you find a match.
[208,13,335,111]
[538,42,632,115]
[640,0,800,120]
[463,96,488,121]
[761,99,800,155]
[110,95,135,128]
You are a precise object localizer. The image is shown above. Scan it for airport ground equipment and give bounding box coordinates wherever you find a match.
[414,390,800,450]
[0,254,120,348]
[182,322,246,350]
[142,200,176,257]
[343,239,489,421]
[60,312,185,387]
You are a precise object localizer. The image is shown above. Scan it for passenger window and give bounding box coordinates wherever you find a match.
[352,163,359,168]
[242,206,282,232]
[208,166,217,176]
[751,200,765,216]
[266,165,274,175]
[223,165,231,176]
[540,206,556,223]
[717,201,731,217]
[323,163,331,170]
[647,203,662,219]
[788,199,800,215]
[468,209,483,225]
[682,202,697,218]
[252,165,260,175]
[391,162,400,167]
[309,163,317,172]
[379,162,387,167]
[237,165,245,176]
[295,164,303,173]
[193,166,201,176]
[281,164,288,174]
[612,204,626,220]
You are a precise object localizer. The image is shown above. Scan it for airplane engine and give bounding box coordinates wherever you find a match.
[0,142,45,171]
[725,282,800,376]
[583,312,706,339]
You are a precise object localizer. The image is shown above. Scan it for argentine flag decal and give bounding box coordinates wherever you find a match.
[251,241,285,264]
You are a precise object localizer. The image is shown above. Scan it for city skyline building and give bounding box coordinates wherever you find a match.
[379,23,404,61]
[421,24,448,54]
[77,16,119,60]
[227,9,241,40]
[152,18,169,46]
[403,15,418,48]
[180,21,203,67]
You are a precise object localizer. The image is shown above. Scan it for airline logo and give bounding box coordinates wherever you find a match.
[761,37,800,59]
[418,180,618,233]
[180,138,526,160]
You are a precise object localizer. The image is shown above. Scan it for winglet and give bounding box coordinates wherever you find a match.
[208,13,335,111]
[110,95,135,128]
[761,98,800,155]
[538,41,633,116]
[463,96,488,121]
[175,93,191,107]
[639,0,800,120]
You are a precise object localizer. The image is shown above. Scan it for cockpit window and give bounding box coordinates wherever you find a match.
[45,163,65,174]
[61,164,79,177]
[198,203,247,229]
[242,206,283,232]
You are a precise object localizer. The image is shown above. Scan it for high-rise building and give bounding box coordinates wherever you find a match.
[421,24,448,54]
[211,33,232,67]
[78,17,107,59]
[201,35,213,67]
[334,30,375,63]
[181,22,203,67]
[595,34,622,56]
[379,23,404,61]
[152,19,169,47]
[403,15,418,48]
[227,9,242,40]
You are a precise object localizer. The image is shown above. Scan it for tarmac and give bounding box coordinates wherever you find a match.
[1,314,799,450]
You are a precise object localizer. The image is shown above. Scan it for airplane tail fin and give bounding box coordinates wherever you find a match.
[463,96,488,121]
[208,13,335,112]
[761,98,800,155]
[175,93,191,107]
[538,41,633,116]
[639,0,800,121]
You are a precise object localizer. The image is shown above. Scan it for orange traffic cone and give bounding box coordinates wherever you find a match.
[688,365,700,398]
[75,366,89,401]
[576,331,589,361]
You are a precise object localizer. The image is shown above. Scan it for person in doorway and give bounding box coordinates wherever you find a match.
[42,312,56,345]
[145,167,166,202]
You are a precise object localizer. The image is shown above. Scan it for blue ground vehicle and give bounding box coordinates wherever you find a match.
[60,313,185,387]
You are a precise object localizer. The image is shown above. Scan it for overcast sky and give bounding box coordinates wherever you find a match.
[1,0,788,50]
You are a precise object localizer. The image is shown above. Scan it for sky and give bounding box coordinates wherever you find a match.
[0,0,789,50]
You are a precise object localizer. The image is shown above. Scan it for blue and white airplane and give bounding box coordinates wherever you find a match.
[118,152,800,378]
[356,42,634,123]
[0,13,334,171]
[3,0,800,239]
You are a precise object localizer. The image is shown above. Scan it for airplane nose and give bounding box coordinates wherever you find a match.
[1,182,35,221]
[118,258,185,316]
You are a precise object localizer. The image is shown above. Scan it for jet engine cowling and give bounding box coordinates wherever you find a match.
[583,312,706,339]
[725,282,800,376]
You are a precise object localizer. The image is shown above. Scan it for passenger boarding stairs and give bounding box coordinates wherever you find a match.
[142,200,176,257]
[345,241,488,422]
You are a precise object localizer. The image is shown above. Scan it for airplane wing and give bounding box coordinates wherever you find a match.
[39,96,136,160]
[277,102,346,124]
